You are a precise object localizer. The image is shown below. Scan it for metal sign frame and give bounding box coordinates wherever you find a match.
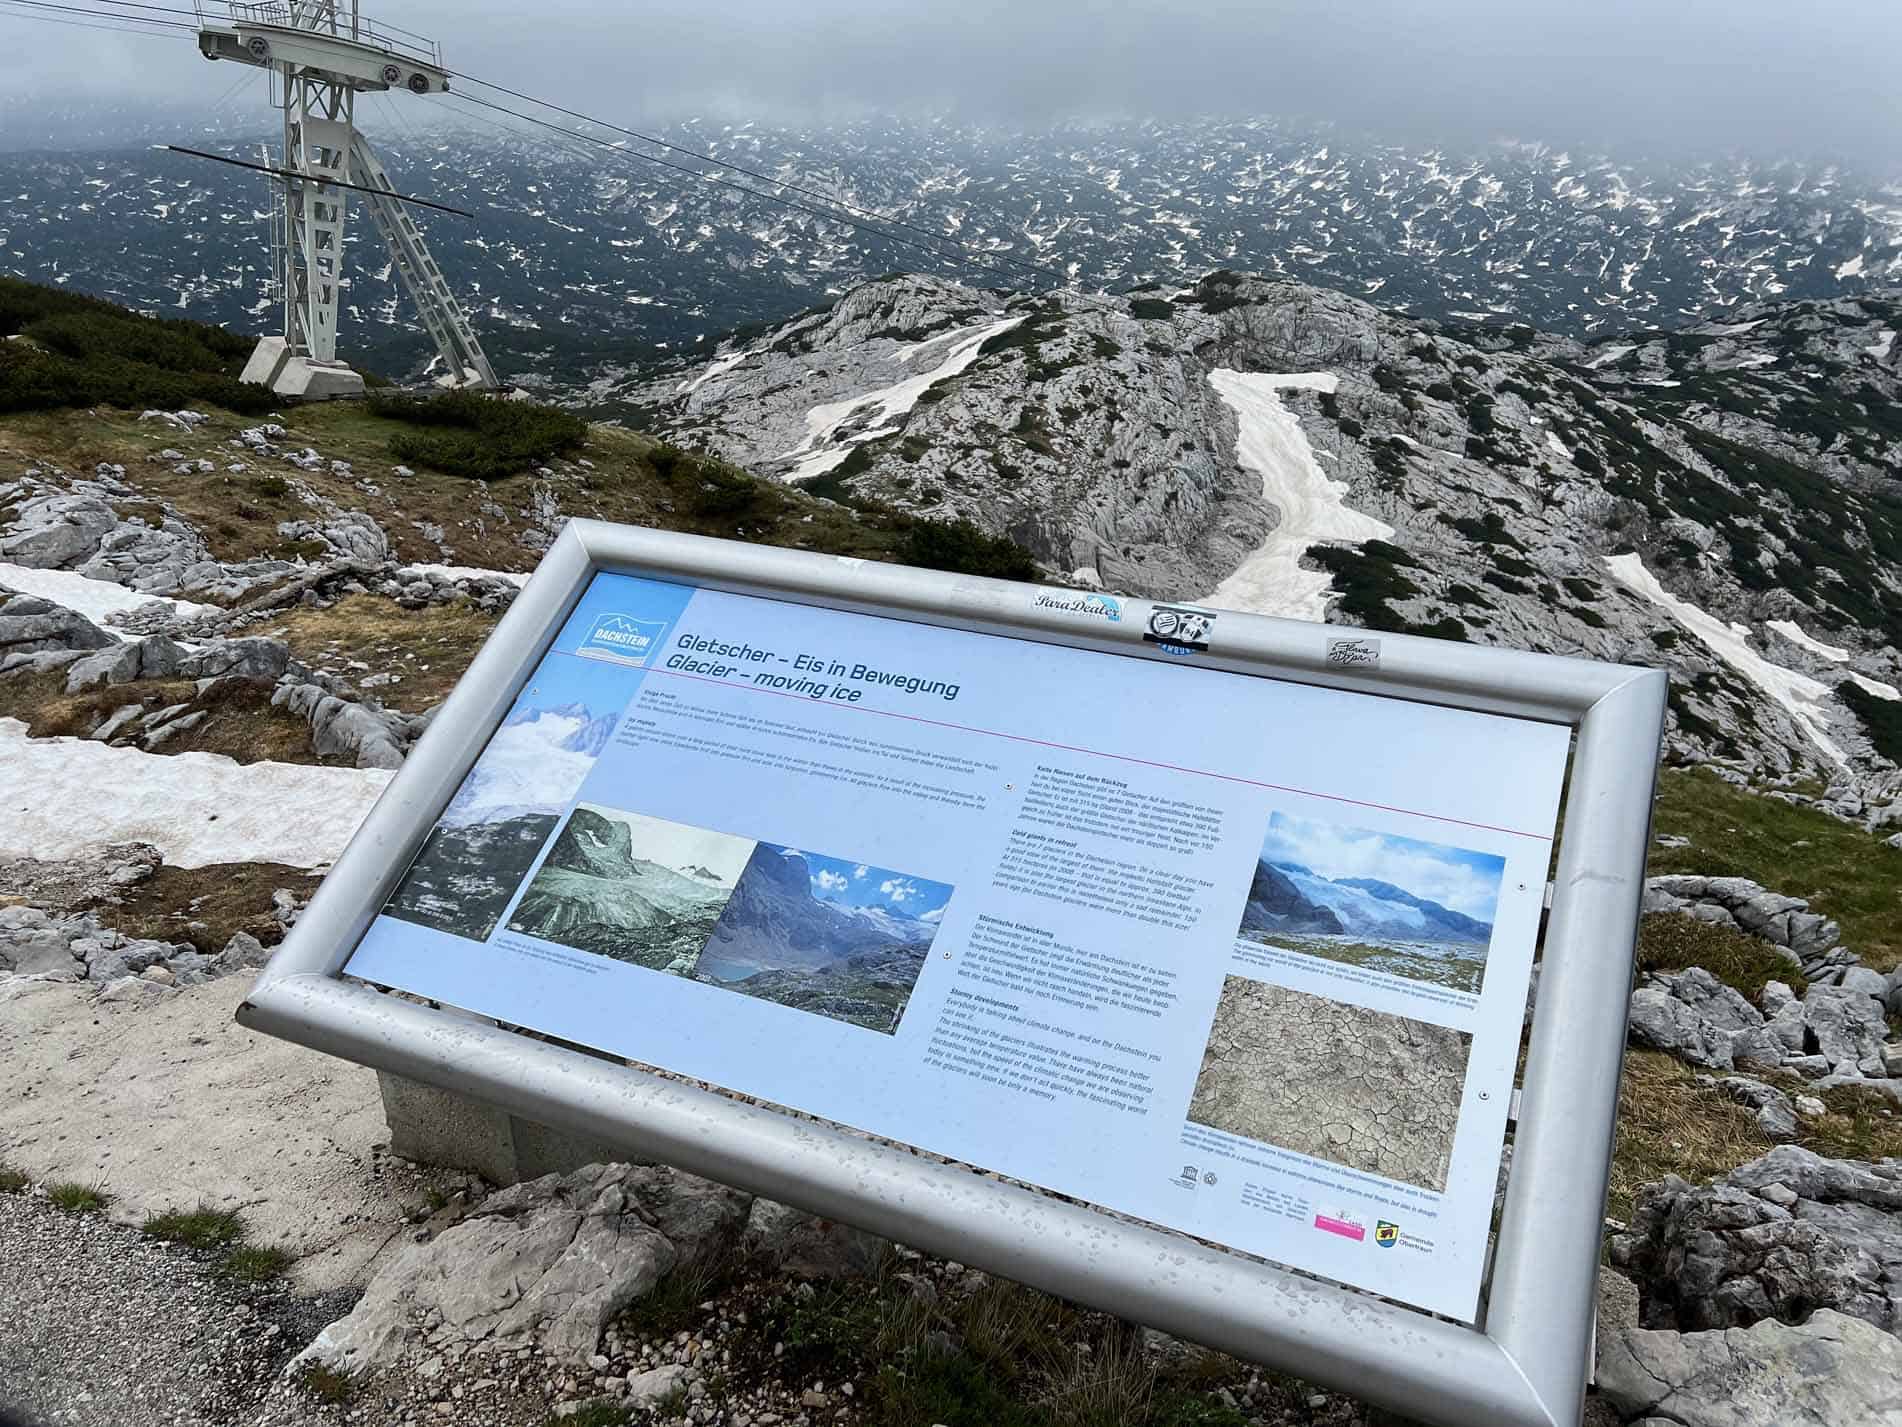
[237,520,1666,1427]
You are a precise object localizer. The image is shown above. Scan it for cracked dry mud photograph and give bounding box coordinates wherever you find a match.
[1187,977,1471,1191]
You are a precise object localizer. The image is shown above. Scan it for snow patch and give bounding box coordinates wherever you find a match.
[0,719,390,869]
[1586,344,1634,369]
[1544,430,1573,463]
[1844,671,1900,702]
[780,315,1023,482]
[676,345,754,396]
[1865,328,1895,362]
[441,710,598,826]
[1766,620,1849,662]
[1604,554,1843,764]
[1834,254,1866,280]
[0,563,218,630]
[394,562,530,588]
[1203,368,1389,624]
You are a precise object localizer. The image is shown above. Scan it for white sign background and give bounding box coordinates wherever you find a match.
[347,573,1568,1320]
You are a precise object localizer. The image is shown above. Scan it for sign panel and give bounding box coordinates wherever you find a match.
[347,570,1567,1319]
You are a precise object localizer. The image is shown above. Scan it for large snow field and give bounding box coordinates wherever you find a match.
[0,718,390,869]
[1203,368,1392,624]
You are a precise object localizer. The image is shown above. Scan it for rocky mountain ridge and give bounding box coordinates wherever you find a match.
[636,271,1902,810]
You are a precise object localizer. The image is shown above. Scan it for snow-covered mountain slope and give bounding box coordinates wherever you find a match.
[642,271,1902,807]
[5,117,1898,382]
[441,705,607,826]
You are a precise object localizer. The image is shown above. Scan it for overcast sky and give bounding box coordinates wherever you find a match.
[2,0,1898,165]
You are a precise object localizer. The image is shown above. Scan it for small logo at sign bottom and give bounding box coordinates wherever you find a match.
[1374,1220,1400,1248]
[1314,1211,1365,1242]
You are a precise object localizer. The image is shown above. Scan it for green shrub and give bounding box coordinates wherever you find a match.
[0,277,277,416]
[0,1165,28,1194]
[1129,298,1174,321]
[370,390,585,479]
[897,519,1040,581]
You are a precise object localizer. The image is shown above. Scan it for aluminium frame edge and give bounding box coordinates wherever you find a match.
[239,521,1669,1427]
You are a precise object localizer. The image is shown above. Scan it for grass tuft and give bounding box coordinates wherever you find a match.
[293,1362,355,1405]
[142,1203,246,1250]
[1608,1051,1768,1222]
[0,1164,30,1194]
[1636,913,1807,1001]
[221,1243,294,1282]
[46,1180,110,1214]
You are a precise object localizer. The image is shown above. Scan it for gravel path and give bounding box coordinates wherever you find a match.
[0,1192,352,1427]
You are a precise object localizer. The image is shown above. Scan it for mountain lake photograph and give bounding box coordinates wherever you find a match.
[1236,811,1507,995]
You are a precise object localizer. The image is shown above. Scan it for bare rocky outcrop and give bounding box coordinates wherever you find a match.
[297,1162,753,1373]
[0,589,117,661]
[0,904,269,996]
[1595,1309,1902,1427]
[1610,1146,1902,1336]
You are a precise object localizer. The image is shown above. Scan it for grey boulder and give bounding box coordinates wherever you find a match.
[1611,1146,1902,1335]
[1595,1310,1902,1427]
[0,591,117,658]
[743,1197,892,1280]
[296,1162,751,1373]
[1627,968,1771,1070]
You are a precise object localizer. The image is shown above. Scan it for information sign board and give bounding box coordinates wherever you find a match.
[239,521,1666,1427]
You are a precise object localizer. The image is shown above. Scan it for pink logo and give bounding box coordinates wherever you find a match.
[1314,1214,1365,1241]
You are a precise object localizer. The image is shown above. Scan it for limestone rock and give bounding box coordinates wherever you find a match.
[0,591,116,658]
[1596,1310,1902,1427]
[743,1198,892,1280]
[296,1163,751,1372]
[1627,968,1766,1070]
[1712,1076,1799,1142]
[1612,1146,1902,1335]
[0,905,82,978]
[624,1365,692,1408]
[1802,985,1890,1078]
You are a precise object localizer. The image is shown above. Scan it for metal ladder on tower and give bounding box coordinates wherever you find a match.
[349,131,498,388]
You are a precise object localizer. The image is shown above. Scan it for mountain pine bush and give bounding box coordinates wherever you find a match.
[367,389,587,479]
[0,277,277,415]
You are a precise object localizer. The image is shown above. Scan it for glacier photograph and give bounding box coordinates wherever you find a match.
[382,654,628,941]
[690,845,952,1034]
[506,804,754,971]
[1236,811,1506,995]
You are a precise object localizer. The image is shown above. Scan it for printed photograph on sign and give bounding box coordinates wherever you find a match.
[1236,810,1506,995]
[1187,977,1471,1192]
[507,805,755,971]
[384,656,627,941]
[687,845,953,1034]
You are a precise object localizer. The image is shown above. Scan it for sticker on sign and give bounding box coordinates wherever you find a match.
[1326,636,1380,670]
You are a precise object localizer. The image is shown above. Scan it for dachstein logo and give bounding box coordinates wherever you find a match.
[1032,591,1122,623]
[577,613,667,666]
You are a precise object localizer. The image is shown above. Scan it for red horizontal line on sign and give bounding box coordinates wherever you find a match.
[621,660,1551,843]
